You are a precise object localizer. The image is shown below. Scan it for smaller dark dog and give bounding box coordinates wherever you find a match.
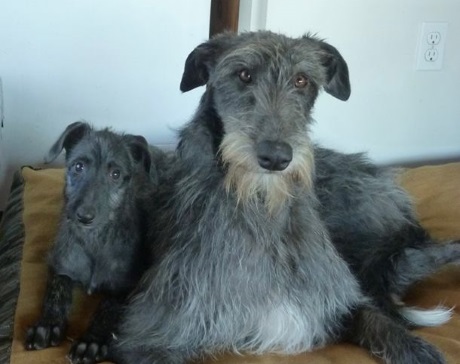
[24,121,157,364]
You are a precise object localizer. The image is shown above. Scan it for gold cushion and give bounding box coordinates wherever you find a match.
[10,168,103,364]
[399,163,460,240]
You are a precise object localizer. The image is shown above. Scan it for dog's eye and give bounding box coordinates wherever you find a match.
[74,162,84,173]
[238,69,252,83]
[110,169,121,180]
[294,74,309,88]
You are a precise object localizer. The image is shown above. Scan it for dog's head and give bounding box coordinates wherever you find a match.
[46,121,153,227]
[180,31,350,101]
[179,31,350,212]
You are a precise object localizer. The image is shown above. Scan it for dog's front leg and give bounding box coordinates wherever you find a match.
[68,296,124,364]
[24,271,73,350]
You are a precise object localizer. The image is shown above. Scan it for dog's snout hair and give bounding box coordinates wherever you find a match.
[219,129,313,213]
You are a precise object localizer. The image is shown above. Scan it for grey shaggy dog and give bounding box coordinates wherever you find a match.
[113,31,458,364]
[24,122,158,364]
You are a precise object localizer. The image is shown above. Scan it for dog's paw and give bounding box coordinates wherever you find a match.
[24,321,66,350]
[68,336,110,364]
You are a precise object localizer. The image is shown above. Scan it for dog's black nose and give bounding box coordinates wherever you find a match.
[256,141,293,171]
[76,209,95,225]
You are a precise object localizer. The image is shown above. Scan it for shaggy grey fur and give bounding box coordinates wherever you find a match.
[314,147,460,324]
[24,122,157,364]
[114,31,451,364]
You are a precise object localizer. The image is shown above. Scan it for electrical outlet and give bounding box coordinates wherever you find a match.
[427,32,441,45]
[416,22,448,71]
[425,49,438,62]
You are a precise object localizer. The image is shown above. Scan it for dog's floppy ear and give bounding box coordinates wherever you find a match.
[180,33,235,92]
[124,135,152,174]
[45,121,91,163]
[180,44,211,92]
[317,40,351,101]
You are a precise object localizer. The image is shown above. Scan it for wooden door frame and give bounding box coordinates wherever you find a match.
[209,0,240,37]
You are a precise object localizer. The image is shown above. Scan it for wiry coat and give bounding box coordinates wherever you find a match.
[114,31,450,364]
[314,147,460,324]
[25,122,157,364]
[49,127,152,295]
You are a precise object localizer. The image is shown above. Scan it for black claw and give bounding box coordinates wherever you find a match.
[97,345,108,360]
[87,342,99,356]
[69,339,110,364]
[50,325,63,346]
[24,322,66,351]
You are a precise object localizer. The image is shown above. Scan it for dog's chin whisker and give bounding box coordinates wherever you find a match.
[220,130,298,212]
[223,162,296,215]
[288,150,314,190]
[291,165,313,189]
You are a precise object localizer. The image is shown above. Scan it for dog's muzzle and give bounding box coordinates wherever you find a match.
[256,140,293,171]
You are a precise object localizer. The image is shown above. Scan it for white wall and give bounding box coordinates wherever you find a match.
[1,1,459,211]
[239,0,460,165]
[0,0,211,210]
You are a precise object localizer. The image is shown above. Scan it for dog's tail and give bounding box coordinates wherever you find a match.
[398,305,453,327]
